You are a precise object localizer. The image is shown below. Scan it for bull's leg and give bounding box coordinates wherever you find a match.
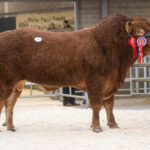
[0,100,7,130]
[2,103,7,127]
[3,81,25,131]
[0,85,14,132]
[0,100,6,131]
[103,96,118,128]
[87,81,104,133]
[4,91,21,131]
[90,104,102,132]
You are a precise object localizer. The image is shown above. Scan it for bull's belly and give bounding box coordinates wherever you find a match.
[41,81,86,92]
[26,72,86,92]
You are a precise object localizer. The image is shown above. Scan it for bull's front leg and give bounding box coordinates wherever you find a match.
[91,104,102,132]
[87,78,105,133]
[103,95,118,128]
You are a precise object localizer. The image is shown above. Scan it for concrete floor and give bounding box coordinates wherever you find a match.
[0,97,150,150]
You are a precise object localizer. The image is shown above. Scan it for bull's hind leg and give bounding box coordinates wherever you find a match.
[103,96,118,128]
[3,81,25,131]
[0,100,7,127]
[0,84,14,132]
[4,92,20,131]
[0,100,6,131]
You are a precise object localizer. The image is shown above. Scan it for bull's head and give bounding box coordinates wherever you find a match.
[125,16,150,56]
[125,16,150,37]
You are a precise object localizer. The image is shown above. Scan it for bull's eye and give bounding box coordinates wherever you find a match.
[137,30,142,34]
[136,29,145,36]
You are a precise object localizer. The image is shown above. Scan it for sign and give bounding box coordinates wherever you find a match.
[16,10,75,30]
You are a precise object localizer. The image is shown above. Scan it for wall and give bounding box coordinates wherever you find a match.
[78,0,101,29]
[78,0,150,29]
[0,2,74,15]
[1,0,150,29]
[108,0,150,18]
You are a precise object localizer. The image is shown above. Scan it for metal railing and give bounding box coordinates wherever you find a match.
[21,82,58,98]
[116,55,150,97]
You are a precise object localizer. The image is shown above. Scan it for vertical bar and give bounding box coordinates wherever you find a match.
[144,57,147,93]
[69,87,72,95]
[54,89,58,97]
[102,0,108,18]
[149,67,150,93]
[85,92,89,107]
[30,84,33,96]
[135,67,139,93]
[59,88,63,102]
[4,2,8,13]
[148,56,150,92]
[4,2,8,17]
[75,0,79,30]
[130,67,133,95]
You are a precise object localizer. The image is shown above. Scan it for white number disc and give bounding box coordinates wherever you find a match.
[34,37,42,42]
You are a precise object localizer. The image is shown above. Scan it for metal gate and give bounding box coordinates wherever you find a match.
[116,55,150,97]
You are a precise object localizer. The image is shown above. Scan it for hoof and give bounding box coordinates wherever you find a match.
[93,128,103,133]
[8,128,16,132]
[108,123,119,129]
[2,122,7,126]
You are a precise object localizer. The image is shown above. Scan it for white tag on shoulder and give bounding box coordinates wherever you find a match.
[34,37,42,42]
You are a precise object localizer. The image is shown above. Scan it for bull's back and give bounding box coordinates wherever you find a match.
[0,28,89,86]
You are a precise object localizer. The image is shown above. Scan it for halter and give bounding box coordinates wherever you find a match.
[144,31,150,38]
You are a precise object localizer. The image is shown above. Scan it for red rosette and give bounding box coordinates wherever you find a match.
[128,37,137,58]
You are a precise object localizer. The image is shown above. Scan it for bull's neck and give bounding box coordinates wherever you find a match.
[94,20,138,84]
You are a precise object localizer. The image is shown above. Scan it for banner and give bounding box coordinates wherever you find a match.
[16,10,75,30]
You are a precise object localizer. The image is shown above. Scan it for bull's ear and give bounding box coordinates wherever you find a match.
[125,20,132,34]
